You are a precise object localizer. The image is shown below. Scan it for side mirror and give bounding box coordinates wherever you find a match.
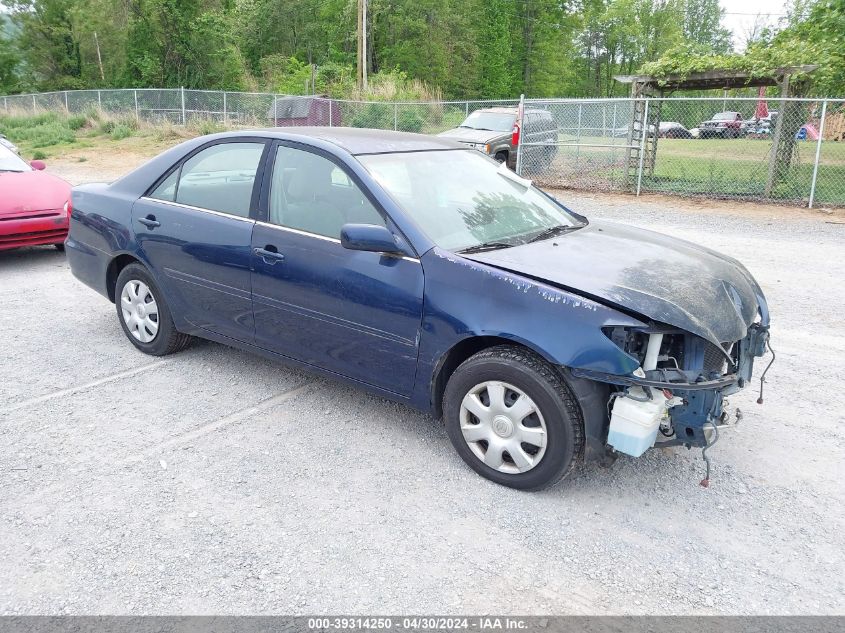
[30,160,46,171]
[340,223,402,255]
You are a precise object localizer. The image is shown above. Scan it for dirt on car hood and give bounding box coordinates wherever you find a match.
[463,219,766,346]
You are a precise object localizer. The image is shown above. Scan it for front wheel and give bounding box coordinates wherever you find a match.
[443,346,584,491]
[115,263,192,356]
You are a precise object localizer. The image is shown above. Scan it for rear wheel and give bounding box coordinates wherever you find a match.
[55,243,65,252]
[115,263,192,356]
[443,345,584,491]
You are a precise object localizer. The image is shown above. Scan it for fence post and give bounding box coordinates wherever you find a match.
[465,101,469,117]
[808,99,828,209]
[64,91,69,113]
[223,91,227,125]
[612,103,617,137]
[575,103,583,165]
[3,96,7,112]
[394,103,398,131]
[328,99,333,127]
[97,90,102,111]
[515,94,525,175]
[32,94,36,113]
[636,98,650,197]
[181,86,186,125]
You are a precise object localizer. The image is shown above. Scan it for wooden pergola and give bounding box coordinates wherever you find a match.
[614,65,818,195]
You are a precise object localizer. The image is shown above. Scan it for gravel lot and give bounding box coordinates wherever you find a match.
[1,157,844,615]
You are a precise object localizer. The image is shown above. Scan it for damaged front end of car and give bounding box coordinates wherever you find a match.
[572,313,772,479]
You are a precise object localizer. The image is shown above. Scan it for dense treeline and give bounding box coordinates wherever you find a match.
[0,0,842,99]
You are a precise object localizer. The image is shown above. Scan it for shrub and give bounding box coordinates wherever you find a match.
[31,150,46,160]
[110,123,133,140]
[67,115,87,130]
[191,119,224,136]
[98,119,115,134]
[349,103,392,129]
[397,109,424,133]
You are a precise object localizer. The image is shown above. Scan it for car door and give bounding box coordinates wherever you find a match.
[134,139,269,343]
[250,142,424,395]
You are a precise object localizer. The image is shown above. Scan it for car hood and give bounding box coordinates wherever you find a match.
[437,128,506,144]
[0,170,71,214]
[463,220,764,347]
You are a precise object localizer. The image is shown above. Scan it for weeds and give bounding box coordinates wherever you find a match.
[0,110,148,157]
[0,108,236,160]
[110,124,133,140]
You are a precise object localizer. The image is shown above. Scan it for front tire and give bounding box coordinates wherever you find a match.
[443,345,584,491]
[115,263,192,356]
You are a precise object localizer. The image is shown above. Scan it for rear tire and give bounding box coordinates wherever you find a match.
[55,243,65,252]
[443,345,584,491]
[115,263,192,356]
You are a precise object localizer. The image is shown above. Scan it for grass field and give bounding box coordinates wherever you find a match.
[542,136,845,205]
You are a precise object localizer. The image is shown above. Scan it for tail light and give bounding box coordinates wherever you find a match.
[511,120,520,146]
[64,199,72,216]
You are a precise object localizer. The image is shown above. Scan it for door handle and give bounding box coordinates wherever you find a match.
[138,215,160,229]
[253,246,285,264]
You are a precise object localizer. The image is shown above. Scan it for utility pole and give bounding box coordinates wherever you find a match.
[93,31,105,82]
[357,0,368,91]
[357,0,363,89]
[362,0,368,90]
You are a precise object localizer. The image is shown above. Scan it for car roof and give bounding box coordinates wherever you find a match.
[109,127,473,198]
[472,106,551,116]
[244,127,466,155]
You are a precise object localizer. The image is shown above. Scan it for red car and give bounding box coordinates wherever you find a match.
[0,145,72,251]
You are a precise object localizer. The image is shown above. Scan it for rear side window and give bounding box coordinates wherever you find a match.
[150,142,265,218]
[150,169,178,202]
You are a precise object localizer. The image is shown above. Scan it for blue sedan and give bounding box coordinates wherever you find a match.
[67,128,771,490]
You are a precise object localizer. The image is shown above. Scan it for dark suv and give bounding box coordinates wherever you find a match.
[438,107,558,171]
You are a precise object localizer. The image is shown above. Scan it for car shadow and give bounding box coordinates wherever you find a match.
[0,245,66,268]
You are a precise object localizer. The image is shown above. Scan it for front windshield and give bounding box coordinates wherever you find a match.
[359,149,582,252]
[459,111,515,133]
[713,112,735,120]
[0,145,30,172]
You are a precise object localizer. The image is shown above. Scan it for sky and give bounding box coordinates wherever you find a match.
[721,0,788,49]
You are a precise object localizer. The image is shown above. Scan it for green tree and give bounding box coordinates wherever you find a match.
[123,0,248,89]
[3,0,84,89]
[478,0,516,98]
[373,0,480,98]
[0,15,24,93]
[680,0,732,54]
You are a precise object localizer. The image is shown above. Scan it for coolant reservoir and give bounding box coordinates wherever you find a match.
[607,388,671,457]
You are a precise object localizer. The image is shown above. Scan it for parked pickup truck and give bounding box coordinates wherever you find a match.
[699,111,745,138]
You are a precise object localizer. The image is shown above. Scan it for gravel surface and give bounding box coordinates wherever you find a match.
[1,161,843,615]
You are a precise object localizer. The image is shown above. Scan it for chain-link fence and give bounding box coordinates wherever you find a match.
[518,96,845,208]
[2,89,843,207]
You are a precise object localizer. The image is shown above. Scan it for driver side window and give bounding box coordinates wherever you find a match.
[269,145,385,239]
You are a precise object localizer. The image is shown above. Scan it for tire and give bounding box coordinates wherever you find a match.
[115,262,192,356]
[494,151,508,164]
[55,243,65,252]
[442,345,584,491]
